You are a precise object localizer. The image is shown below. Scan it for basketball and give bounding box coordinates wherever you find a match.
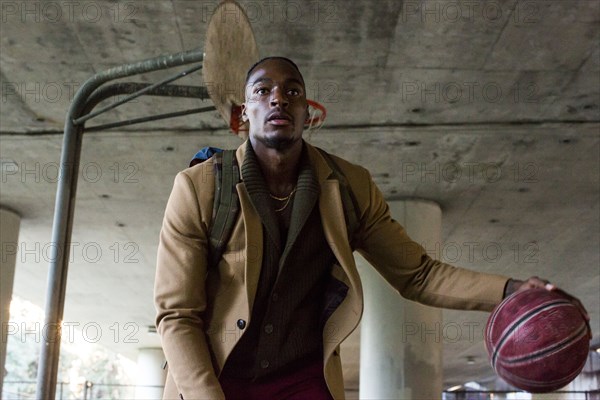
[485,288,591,392]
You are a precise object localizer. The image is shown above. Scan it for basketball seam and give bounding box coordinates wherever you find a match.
[501,322,588,364]
[490,300,572,369]
[499,364,583,389]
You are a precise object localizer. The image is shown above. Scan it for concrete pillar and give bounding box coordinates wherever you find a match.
[135,347,167,400]
[358,199,443,400]
[0,208,21,394]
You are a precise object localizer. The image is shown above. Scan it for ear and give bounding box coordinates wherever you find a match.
[241,103,248,121]
[305,106,310,122]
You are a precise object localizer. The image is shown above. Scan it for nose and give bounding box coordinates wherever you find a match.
[270,87,289,108]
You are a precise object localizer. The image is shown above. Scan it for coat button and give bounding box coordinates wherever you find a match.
[272,293,279,302]
[264,324,273,334]
[260,359,270,369]
[236,319,246,329]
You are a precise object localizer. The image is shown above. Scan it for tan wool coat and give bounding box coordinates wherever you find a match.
[154,140,509,400]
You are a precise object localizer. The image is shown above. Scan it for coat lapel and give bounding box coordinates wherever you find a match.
[236,182,263,312]
[235,142,265,312]
[306,143,364,357]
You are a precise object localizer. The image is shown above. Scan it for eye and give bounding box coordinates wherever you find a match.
[287,88,301,96]
[255,87,269,95]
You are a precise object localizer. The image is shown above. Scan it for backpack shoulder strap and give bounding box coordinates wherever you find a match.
[316,148,361,244]
[208,150,240,268]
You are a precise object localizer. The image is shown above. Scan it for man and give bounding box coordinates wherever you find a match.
[154,57,583,400]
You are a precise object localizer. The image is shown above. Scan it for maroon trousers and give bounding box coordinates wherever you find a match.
[219,357,334,400]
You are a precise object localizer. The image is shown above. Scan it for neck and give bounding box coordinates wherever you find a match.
[250,137,302,196]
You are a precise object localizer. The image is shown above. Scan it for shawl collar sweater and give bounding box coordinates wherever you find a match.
[221,141,336,379]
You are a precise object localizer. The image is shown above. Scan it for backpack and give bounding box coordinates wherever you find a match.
[190,147,360,268]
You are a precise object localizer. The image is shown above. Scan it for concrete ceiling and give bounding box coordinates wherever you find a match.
[1,0,598,392]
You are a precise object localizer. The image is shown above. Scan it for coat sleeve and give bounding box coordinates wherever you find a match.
[352,167,509,312]
[154,170,226,400]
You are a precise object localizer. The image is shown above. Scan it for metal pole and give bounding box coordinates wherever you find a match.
[82,381,91,400]
[84,83,210,110]
[73,63,204,125]
[35,48,204,400]
[85,106,216,132]
[35,114,83,400]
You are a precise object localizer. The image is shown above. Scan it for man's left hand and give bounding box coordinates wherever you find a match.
[504,276,592,339]
[504,276,554,297]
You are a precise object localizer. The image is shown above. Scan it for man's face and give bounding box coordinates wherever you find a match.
[242,59,308,151]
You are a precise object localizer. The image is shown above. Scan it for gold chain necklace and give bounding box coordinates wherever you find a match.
[269,187,297,212]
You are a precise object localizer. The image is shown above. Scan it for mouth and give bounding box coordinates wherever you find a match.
[266,112,293,126]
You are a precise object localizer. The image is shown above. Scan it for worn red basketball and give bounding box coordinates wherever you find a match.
[485,288,590,392]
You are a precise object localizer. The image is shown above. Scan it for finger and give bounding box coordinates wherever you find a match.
[528,277,556,291]
[526,276,550,288]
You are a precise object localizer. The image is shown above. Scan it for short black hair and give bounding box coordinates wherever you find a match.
[245,56,304,85]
